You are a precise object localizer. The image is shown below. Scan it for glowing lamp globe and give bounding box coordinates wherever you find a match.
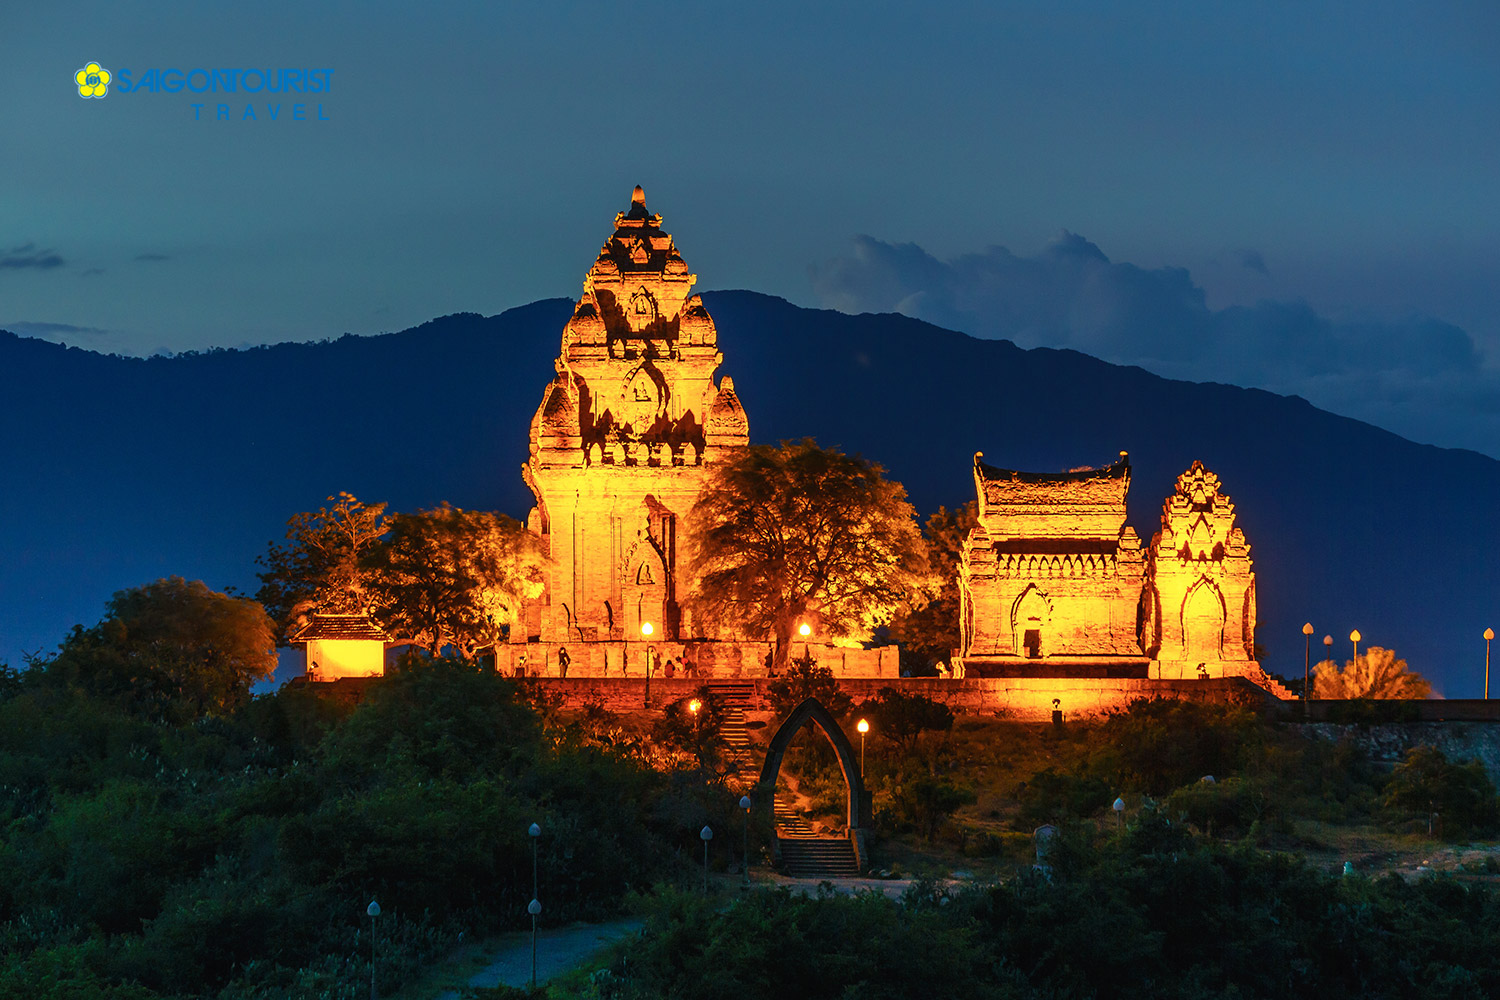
[798,623,811,637]
[856,719,869,734]
[688,698,702,715]
[641,621,654,637]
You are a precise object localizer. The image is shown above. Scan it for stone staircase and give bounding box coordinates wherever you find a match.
[706,681,755,776]
[774,795,861,878]
[1244,665,1297,701]
[779,838,861,878]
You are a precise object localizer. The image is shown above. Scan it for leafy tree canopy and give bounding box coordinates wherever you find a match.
[255,492,391,642]
[257,495,547,655]
[685,439,930,670]
[857,686,955,753]
[43,576,276,723]
[890,501,977,671]
[366,504,546,655]
[1384,744,1500,839]
[1312,646,1432,699]
[766,659,854,719]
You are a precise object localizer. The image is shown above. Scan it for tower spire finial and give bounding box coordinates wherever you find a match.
[632,184,645,205]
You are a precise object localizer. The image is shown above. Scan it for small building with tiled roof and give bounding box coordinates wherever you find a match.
[292,612,390,680]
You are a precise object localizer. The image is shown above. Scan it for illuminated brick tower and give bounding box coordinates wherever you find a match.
[517,187,749,666]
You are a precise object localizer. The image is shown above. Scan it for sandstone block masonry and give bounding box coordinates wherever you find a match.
[959,455,1283,696]
[509,187,873,676]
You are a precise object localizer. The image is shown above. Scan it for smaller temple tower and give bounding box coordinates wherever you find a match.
[1142,462,1257,679]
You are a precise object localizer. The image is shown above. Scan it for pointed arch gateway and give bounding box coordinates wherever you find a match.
[754,698,871,866]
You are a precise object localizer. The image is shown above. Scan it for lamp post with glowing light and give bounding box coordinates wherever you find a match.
[1302,623,1314,703]
[1486,628,1495,700]
[739,795,752,885]
[1350,629,1361,664]
[798,621,811,661]
[856,718,869,778]
[1322,635,1333,695]
[700,825,713,893]
[641,621,655,707]
[367,900,380,1000]
[688,697,702,767]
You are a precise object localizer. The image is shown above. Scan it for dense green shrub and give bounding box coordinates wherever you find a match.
[1384,745,1500,839]
[1014,767,1113,828]
[1165,775,1284,840]
[1092,699,1262,795]
[594,815,1500,999]
[856,686,954,752]
[765,661,852,719]
[0,652,690,998]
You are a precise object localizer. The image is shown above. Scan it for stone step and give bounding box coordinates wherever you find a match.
[778,837,861,877]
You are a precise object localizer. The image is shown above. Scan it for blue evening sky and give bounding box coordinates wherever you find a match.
[3,1,1498,453]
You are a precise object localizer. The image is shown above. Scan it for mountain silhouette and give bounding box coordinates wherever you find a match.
[3,290,1495,694]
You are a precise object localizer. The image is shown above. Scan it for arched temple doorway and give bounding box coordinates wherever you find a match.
[754,698,871,872]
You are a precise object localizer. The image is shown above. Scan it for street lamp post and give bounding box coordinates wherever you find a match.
[856,718,869,778]
[366,900,380,1000]
[1350,629,1361,664]
[528,822,540,905]
[1485,628,1495,700]
[700,825,713,894]
[641,621,654,708]
[739,795,752,886]
[527,897,542,991]
[1302,623,1314,703]
[799,621,811,662]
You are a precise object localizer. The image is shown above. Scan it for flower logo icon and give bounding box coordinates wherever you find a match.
[75,62,111,99]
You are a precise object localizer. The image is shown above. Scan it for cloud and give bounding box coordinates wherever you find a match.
[811,234,1499,456]
[5,320,110,339]
[0,244,65,270]
[134,253,171,262]
[1236,249,1268,275]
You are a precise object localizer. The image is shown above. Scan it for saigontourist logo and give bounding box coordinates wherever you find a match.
[75,62,111,98]
[75,62,334,121]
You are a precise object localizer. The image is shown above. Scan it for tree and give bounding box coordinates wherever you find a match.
[1312,646,1432,699]
[765,658,854,719]
[255,492,391,643]
[257,496,548,656]
[650,687,731,774]
[685,440,931,672]
[1384,745,1500,839]
[857,686,955,753]
[889,502,977,671]
[366,504,547,655]
[46,577,276,722]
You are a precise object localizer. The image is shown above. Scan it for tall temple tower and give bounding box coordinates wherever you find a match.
[518,187,750,659]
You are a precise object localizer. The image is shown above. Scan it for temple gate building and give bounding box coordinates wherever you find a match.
[957,454,1267,686]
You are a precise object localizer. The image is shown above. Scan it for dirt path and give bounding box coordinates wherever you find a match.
[434,918,643,998]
